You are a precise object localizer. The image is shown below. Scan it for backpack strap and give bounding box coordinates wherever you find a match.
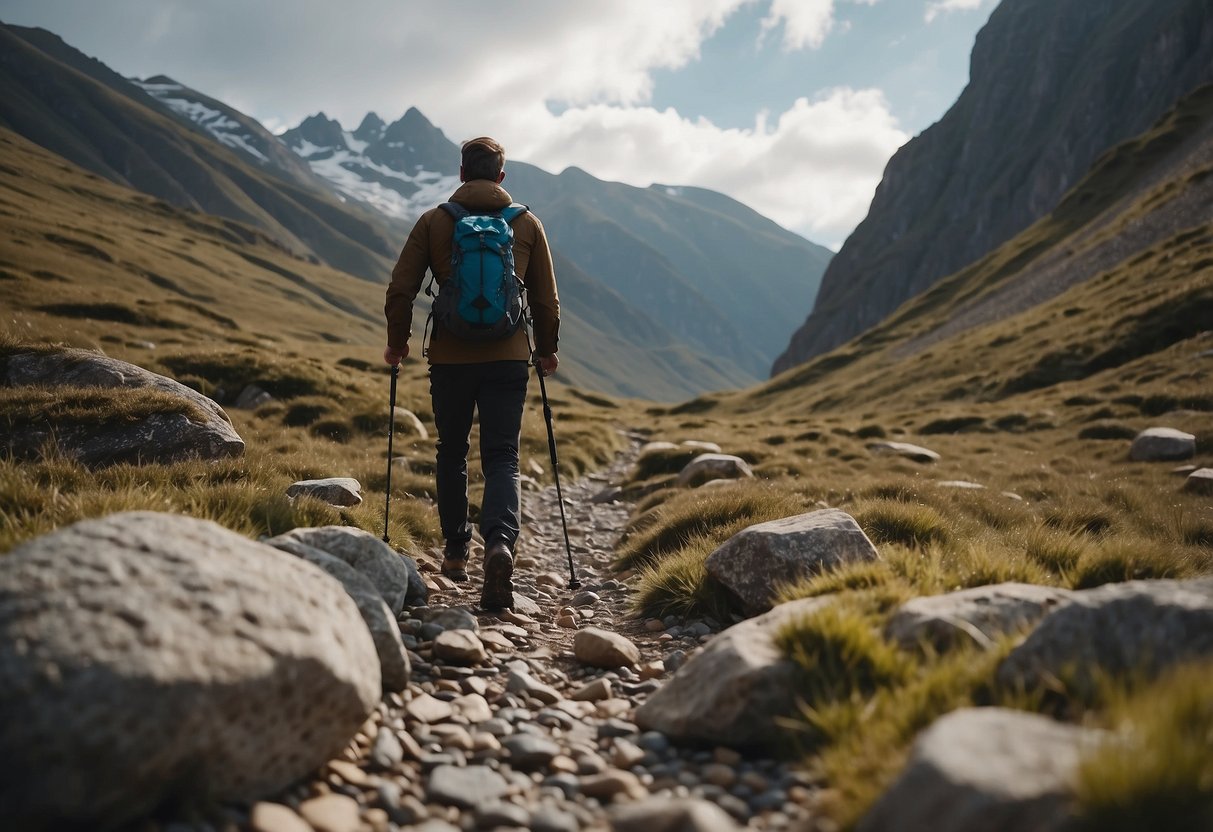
[439,202,470,220]
[501,203,529,223]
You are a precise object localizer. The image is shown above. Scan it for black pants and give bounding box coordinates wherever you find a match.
[429,361,529,551]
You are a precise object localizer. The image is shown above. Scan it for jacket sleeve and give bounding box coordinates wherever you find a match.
[525,216,560,355]
[384,214,431,350]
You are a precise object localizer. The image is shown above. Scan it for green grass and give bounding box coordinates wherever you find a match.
[630,536,738,621]
[1074,661,1213,832]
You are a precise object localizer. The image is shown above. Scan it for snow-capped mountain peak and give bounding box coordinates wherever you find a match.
[280,110,460,220]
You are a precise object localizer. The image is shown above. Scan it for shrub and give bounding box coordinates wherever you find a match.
[1078,422,1138,440]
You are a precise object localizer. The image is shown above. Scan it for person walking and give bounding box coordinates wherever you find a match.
[383,136,560,610]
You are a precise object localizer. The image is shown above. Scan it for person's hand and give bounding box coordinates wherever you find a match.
[384,344,408,366]
[535,353,559,377]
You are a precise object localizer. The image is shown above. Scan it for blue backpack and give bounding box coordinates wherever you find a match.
[426,201,529,345]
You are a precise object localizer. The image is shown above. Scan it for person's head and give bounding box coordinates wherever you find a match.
[460,136,506,183]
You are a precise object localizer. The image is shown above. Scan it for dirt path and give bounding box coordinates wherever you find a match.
[251,440,815,832]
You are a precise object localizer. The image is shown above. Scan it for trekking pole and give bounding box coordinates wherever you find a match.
[534,356,581,590]
[383,363,399,544]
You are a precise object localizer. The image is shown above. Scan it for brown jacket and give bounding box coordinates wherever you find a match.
[385,179,560,364]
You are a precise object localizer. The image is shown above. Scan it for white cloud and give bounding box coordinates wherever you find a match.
[760,0,878,51]
[925,0,986,24]
[511,88,907,246]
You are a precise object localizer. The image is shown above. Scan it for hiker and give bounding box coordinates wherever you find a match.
[383,136,560,610]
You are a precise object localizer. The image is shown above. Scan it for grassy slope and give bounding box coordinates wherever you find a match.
[615,88,1213,829]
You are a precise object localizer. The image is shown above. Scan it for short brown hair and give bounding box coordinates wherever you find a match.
[461,136,505,181]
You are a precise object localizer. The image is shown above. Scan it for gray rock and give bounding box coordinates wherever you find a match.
[609,797,740,831]
[867,441,940,463]
[937,480,985,489]
[676,454,754,487]
[574,627,641,668]
[475,802,530,830]
[392,406,429,440]
[0,512,379,828]
[531,805,580,832]
[1184,468,1213,495]
[266,525,427,611]
[3,350,244,465]
[639,441,679,454]
[705,509,880,613]
[636,597,833,749]
[264,537,411,690]
[506,669,562,704]
[427,765,508,810]
[681,440,723,453]
[1129,427,1196,461]
[426,607,480,632]
[501,734,561,770]
[887,583,1075,652]
[371,728,404,770]
[234,384,272,409]
[857,708,1101,832]
[433,630,488,665]
[286,477,363,507]
[997,577,1213,690]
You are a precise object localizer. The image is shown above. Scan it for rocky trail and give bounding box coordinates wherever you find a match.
[252,443,817,832]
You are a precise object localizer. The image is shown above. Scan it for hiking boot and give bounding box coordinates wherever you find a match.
[441,542,469,583]
[480,541,514,611]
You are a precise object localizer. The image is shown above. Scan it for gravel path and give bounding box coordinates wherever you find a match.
[243,439,817,832]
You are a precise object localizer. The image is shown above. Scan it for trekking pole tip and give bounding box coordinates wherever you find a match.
[568,578,582,590]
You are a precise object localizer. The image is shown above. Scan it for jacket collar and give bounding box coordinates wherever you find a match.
[449,179,513,211]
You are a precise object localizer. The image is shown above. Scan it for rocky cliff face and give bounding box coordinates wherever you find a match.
[772,0,1213,376]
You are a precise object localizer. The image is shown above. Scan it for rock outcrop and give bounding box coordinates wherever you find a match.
[267,525,427,611]
[287,477,364,507]
[3,349,244,464]
[773,0,1213,375]
[705,509,880,613]
[675,453,754,487]
[0,512,380,828]
[887,582,1075,651]
[636,597,833,748]
[857,708,1101,832]
[997,577,1213,691]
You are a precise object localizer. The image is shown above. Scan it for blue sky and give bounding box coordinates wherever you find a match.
[0,0,999,247]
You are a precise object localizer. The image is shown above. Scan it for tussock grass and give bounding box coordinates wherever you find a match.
[629,445,702,481]
[853,500,951,548]
[631,536,738,620]
[1074,661,1213,832]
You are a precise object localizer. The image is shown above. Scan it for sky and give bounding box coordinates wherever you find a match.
[0,0,999,248]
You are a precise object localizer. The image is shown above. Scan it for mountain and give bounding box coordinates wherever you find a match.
[0,23,403,282]
[773,0,1213,376]
[281,111,833,378]
[702,82,1213,419]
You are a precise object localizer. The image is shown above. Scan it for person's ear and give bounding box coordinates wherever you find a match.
[496,170,506,184]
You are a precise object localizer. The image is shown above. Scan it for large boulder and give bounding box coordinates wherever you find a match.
[997,577,1213,691]
[705,509,880,613]
[3,350,244,464]
[857,708,1101,832]
[1129,427,1196,461]
[887,583,1075,651]
[675,453,754,487]
[264,537,411,691]
[267,525,427,611]
[0,512,380,829]
[635,597,832,749]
